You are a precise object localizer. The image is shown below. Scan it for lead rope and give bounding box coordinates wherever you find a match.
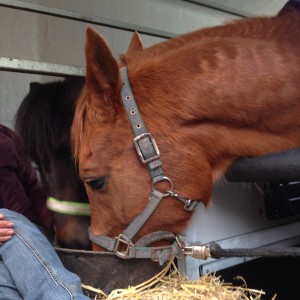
[182,242,300,259]
[211,242,300,258]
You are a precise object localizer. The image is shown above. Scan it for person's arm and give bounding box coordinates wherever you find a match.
[0,167,35,218]
[0,127,53,229]
[0,130,34,220]
[19,165,54,230]
[0,212,14,243]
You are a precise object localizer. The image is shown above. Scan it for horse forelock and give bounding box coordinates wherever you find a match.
[72,88,88,161]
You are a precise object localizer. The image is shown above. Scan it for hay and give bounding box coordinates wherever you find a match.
[82,259,268,300]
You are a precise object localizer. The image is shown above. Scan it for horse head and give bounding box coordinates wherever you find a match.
[15,78,91,250]
[72,5,300,251]
[72,28,212,249]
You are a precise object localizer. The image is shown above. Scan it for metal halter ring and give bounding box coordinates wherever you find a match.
[152,176,174,197]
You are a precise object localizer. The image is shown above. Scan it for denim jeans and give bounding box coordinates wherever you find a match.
[0,209,90,300]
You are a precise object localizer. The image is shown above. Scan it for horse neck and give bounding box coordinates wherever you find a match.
[121,7,300,65]
[126,35,300,177]
[128,36,299,124]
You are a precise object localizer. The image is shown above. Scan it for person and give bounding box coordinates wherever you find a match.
[0,124,53,231]
[0,208,90,300]
[0,124,89,299]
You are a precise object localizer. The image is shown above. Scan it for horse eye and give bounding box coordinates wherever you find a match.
[84,176,107,191]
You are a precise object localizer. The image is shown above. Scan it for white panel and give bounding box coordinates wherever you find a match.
[178,221,300,278]
[0,72,59,128]
[0,0,242,128]
[179,180,300,278]
[185,0,288,17]
[20,0,240,34]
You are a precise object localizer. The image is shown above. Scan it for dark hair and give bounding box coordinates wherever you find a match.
[14,77,85,172]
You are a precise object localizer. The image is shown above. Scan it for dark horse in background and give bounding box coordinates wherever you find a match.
[15,78,91,250]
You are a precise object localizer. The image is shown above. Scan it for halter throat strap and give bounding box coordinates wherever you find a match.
[88,67,199,264]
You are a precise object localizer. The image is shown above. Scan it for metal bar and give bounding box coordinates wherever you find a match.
[182,0,249,18]
[0,0,177,39]
[0,57,85,77]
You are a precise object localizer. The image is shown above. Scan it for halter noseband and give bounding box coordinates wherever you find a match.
[88,67,200,265]
[32,162,91,217]
[47,197,91,216]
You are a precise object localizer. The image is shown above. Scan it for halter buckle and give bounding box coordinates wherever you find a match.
[134,133,160,164]
[114,234,134,259]
[184,199,199,211]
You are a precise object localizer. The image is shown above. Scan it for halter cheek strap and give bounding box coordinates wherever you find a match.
[121,67,164,180]
[88,67,199,265]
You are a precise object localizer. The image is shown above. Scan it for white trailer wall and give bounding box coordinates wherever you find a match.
[0,0,287,128]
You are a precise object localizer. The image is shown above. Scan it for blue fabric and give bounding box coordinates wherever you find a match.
[0,209,90,300]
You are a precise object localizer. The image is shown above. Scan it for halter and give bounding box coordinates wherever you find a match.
[88,67,200,265]
[33,162,91,216]
[47,197,91,216]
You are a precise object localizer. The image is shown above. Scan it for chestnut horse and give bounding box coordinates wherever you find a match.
[15,78,91,250]
[72,3,300,255]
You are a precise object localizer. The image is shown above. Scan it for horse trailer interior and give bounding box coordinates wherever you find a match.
[1,1,300,299]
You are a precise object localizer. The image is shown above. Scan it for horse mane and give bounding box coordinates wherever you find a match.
[120,5,300,66]
[15,77,85,171]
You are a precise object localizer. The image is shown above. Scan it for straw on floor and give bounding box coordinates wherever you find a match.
[81,258,272,300]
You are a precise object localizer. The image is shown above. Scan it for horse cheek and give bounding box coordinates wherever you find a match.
[119,150,151,222]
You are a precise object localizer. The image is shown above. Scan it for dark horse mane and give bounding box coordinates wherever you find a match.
[15,77,85,172]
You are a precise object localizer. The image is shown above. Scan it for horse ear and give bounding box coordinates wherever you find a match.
[127,31,144,53]
[278,0,300,15]
[29,82,42,93]
[85,27,120,99]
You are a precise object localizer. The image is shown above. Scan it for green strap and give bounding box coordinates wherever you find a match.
[46,197,91,216]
